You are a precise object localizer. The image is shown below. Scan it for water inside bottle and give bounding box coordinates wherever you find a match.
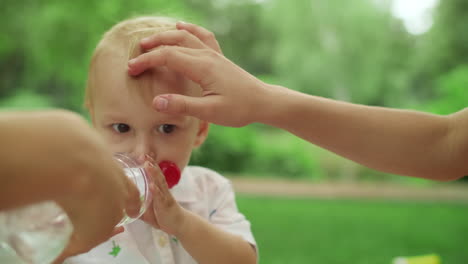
[0,201,73,264]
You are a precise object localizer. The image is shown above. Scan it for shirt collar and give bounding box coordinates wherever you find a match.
[169,167,198,203]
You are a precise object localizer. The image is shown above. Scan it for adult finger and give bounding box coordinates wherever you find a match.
[110,226,125,237]
[128,46,212,85]
[102,152,141,220]
[152,93,218,120]
[140,30,206,51]
[122,170,142,218]
[176,22,222,54]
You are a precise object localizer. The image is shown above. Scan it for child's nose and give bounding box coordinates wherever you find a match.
[136,151,156,165]
[132,134,157,164]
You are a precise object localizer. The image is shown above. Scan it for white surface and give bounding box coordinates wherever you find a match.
[391,0,439,34]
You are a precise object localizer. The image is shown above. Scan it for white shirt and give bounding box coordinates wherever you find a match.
[65,166,256,264]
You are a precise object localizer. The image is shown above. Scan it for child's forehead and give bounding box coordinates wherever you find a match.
[92,48,200,100]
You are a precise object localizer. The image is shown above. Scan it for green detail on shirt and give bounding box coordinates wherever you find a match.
[172,237,179,244]
[109,240,121,257]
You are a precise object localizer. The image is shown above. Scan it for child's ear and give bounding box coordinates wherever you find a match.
[193,120,209,147]
[87,105,96,126]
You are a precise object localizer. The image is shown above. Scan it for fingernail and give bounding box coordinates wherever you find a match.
[176,21,187,29]
[154,96,168,111]
[141,37,150,45]
[128,58,137,66]
[145,154,155,163]
[144,160,156,169]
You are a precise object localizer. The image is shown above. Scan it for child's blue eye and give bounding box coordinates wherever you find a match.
[112,123,131,133]
[158,124,175,134]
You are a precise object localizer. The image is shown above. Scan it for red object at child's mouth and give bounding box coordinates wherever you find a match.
[158,161,181,189]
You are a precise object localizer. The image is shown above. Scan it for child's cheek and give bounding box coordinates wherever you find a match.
[107,139,133,156]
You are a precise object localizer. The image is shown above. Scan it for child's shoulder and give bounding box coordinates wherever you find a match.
[184,166,231,190]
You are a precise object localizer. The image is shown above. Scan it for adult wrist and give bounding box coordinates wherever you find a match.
[255,83,290,127]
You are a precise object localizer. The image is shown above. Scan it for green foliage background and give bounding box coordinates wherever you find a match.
[1,0,467,182]
[2,1,467,263]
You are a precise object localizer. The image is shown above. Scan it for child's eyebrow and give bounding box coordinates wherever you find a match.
[100,111,190,124]
[157,114,191,125]
[99,112,129,122]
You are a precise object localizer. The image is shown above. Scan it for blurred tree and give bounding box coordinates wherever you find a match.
[2,0,464,181]
[184,0,274,76]
[415,0,468,78]
[0,0,191,111]
[260,0,414,106]
[410,0,468,107]
[423,65,468,115]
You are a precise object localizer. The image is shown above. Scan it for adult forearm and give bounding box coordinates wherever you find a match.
[260,85,466,180]
[176,211,256,264]
[0,111,85,210]
[0,113,62,210]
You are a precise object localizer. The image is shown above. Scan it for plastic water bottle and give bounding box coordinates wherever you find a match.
[0,201,73,264]
[0,153,152,264]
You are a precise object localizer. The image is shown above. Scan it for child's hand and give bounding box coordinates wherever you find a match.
[140,161,188,235]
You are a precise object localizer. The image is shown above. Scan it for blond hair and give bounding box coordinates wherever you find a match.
[85,16,177,108]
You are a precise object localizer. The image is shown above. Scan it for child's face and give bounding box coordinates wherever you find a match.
[89,51,208,169]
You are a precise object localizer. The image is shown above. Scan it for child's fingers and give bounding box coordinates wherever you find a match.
[145,154,156,164]
[140,205,160,229]
[145,162,175,209]
[145,165,170,224]
[146,161,170,191]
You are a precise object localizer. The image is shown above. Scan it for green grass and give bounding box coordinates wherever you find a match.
[237,196,468,264]
[0,90,54,110]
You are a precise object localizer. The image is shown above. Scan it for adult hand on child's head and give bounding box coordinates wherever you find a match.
[128,22,269,127]
[139,21,223,54]
[140,161,188,236]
